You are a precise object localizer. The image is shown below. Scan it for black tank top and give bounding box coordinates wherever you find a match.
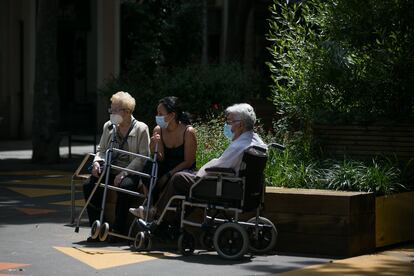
[160,126,196,173]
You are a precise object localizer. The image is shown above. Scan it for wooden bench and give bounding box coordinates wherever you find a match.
[263,187,375,257]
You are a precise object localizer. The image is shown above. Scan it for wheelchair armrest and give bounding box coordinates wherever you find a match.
[205,167,236,176]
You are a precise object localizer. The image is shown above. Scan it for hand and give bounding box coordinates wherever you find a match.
[151,133,161,145]
[114,172,126,187]
[91,162,101,178]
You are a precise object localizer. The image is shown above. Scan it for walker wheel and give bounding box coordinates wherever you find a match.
[213,222,248,260]
[246,217,277,254]
[91,220,101,239]
[99,222,109,241]
[178,231,195,256]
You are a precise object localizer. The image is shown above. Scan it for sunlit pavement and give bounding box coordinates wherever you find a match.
[0,141,413,275]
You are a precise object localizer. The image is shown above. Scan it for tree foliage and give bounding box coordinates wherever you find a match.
[103,0,264,125]
[121,0,202,76]
[267,0,414,126]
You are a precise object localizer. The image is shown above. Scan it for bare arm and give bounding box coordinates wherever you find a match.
[150,125,164,161]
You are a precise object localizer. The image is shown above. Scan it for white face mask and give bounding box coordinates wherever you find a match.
[110,114,123,125]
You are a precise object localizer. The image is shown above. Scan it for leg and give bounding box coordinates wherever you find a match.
[154,172,197,217]
[113,174,140,234]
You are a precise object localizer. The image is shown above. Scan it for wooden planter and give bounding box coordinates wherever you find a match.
[263,187,375,257]
[375,191,414,248]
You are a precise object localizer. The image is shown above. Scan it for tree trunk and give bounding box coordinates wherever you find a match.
[32,0,60,163]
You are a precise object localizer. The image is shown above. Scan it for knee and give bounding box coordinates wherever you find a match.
[170,172,192,194]
[119,175,139,190]
[83,178,95,194]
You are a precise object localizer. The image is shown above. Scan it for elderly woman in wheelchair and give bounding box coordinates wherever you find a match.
[131,103,281,260]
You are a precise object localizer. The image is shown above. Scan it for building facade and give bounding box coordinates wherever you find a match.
[0,0,270,140]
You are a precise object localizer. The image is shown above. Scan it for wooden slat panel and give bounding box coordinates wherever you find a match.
[312,124,414,160]
[313,124,414,132]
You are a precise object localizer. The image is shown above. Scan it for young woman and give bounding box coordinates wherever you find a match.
[131,96,197,218]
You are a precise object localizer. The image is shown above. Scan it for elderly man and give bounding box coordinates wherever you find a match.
[130,103,266,220]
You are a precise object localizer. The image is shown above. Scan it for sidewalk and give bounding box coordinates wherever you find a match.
[278,243,414,275]
[0,139,413,275]
[0,139,94,160]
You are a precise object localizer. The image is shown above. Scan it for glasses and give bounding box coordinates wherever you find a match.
[108,108,127,114]
[226,120,241,125]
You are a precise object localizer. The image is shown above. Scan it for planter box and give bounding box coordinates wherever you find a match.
[375,191,414,248]
[263,187,375,257]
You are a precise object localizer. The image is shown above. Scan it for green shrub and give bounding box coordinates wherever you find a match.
[194,116,229,168]
[323,159,367,192]
[195,117,407,196]
[267,0,414,126]
[264,148,324,189]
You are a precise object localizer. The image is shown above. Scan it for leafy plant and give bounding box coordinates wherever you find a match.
[194,115,229,168]
[195,117,408,196]
[267,0,414,126]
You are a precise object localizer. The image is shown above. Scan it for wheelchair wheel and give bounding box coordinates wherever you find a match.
[178,231,195,256]
[213,222,248,260]
[99,222,109,241]
[128,218,140,239]
[91,220,101,239]
[133,231,152,251]
[246,217,277,254]
[200,230,214,251]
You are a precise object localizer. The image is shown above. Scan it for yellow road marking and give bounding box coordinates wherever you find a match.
[15,207,57,215]
[0,177,70,186]
[277,251,414,276]
[51,199,85,207]
[0,170,70,176]
[0,262,30,270]
[54,246,168,270]
[7,187,70,198]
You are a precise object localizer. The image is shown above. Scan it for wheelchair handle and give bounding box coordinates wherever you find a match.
[268,143,285,151]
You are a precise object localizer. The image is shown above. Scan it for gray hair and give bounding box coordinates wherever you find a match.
[225,103,256,131]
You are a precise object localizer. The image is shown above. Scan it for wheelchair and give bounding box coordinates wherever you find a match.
[132,143,284,260]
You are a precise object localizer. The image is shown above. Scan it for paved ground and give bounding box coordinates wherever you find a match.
[0,140,413,275]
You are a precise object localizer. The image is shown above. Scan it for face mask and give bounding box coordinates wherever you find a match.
[223,123,234,140]
[156,115,169,128]
[110,114,123,125]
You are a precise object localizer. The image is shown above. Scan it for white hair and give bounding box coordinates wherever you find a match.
[225,103,256,130]
[111,91,136,112]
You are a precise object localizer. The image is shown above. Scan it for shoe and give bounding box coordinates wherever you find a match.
[129,206,145,219]
[138,218,157,232]
[129,206,156,220]
[86,236,99,243]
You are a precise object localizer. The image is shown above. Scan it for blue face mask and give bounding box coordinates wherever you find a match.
[223,123,234,140]
[156,115,169,128]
